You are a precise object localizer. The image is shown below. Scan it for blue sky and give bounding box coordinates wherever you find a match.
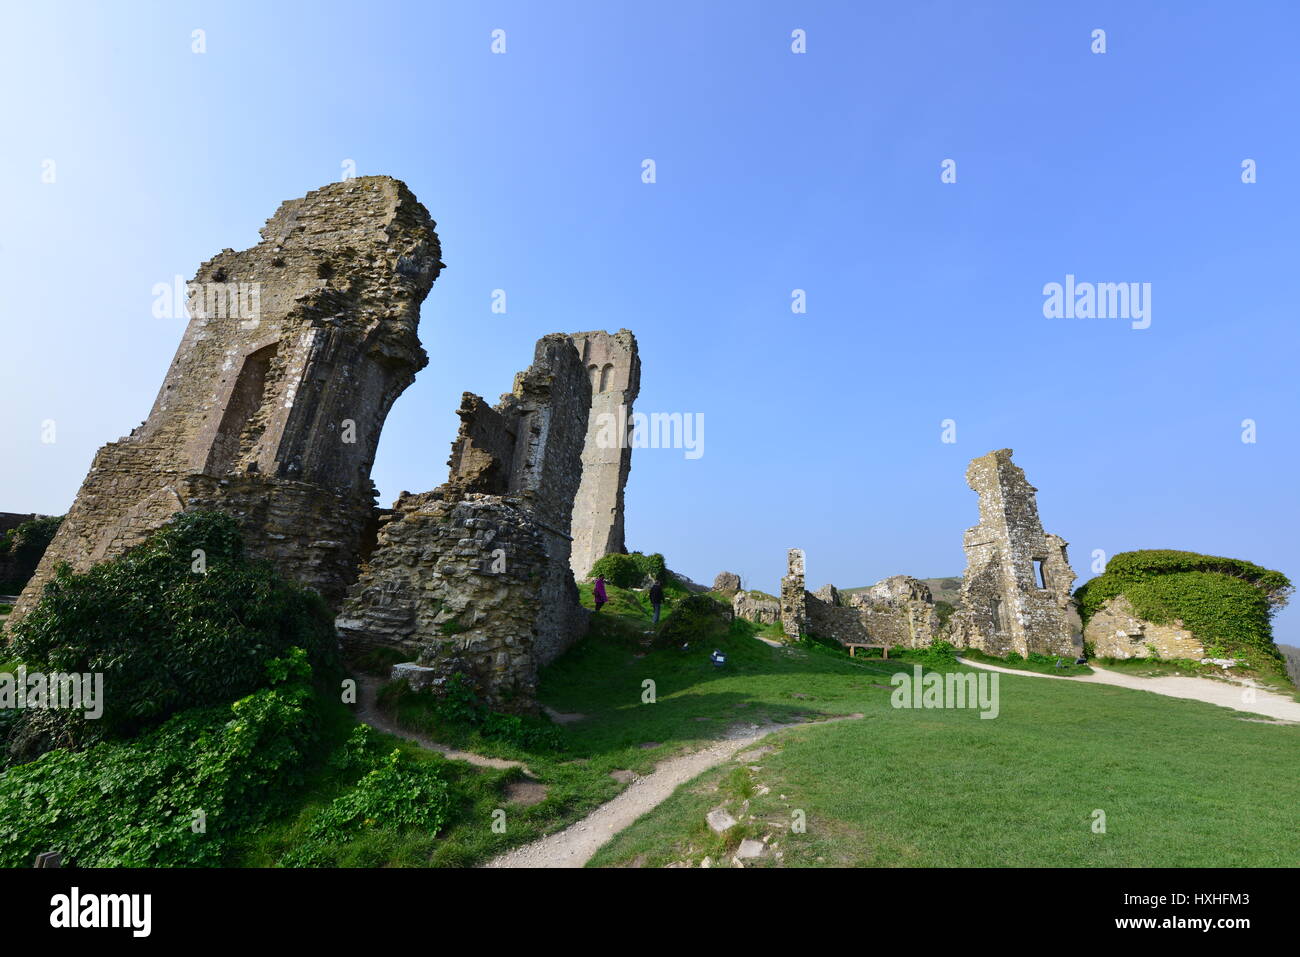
[3,1,1298,642]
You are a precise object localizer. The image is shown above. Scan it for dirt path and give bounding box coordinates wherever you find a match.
[484,712,863,869]
[957,657,1300,723]
[353,676,528,771]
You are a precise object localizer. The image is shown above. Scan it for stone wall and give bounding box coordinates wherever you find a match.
[1083,594,1205,660]
[567,330,640,578]
[733,591,780,625]
[337,334,592,710]
[847,575,940,650]
[10,177,442,624]
[949,449,1080,658]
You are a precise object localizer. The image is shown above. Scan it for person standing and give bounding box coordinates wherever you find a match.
[649,576,664,623]
[593,575,608,613]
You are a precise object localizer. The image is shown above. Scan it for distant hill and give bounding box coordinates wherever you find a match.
[842,576,962,605]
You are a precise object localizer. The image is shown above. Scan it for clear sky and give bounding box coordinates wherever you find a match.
[3,1,1298,643]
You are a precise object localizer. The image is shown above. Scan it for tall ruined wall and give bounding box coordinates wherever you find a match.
[780,548,807,640]
[949,449,1079,657]
[10,177,442,624]
[337,334,592,710]
[567,329,640,578]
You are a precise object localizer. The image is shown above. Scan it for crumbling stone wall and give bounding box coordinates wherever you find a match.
[567,330,640,578]
[1083,595,1205,660]
[337,334,592,710]
[807,584,873,644]
[847,575,940,649]
[780,548,808,639]
[949,449,1080,658]
[10,177,442,625]
[714,571,741,594]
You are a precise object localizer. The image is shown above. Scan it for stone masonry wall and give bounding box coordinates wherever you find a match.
[10,177,442,624]
[1083,594,1205,660]
[337,334,592,710]
[949,449,1080,658]
[567,330,640,578]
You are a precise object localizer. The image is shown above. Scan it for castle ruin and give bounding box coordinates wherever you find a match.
[949,449,1080,658]
[9,177,442,625]
[335,334,592,710]
[566,330,640,578]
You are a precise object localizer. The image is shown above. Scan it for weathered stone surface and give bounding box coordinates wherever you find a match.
[949,449,1080,658]
[337,334,592,711]
[735,839,767,860]
[1084,594,1205,660]
[567,330,640,578]
[733,590,781,625]
[706,808,738,833]
[847,575,940,650]
[10,177,443,625]
[780,548,807,640]
[713,571,742,593]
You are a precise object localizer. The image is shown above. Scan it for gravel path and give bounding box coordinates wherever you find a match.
[484,712,863,869]
[957,657,1300,723]
[353,676,528,770]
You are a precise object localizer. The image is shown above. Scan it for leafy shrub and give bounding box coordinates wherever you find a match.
[5,510,339,759]
[382,673,564,752]
[653,593,732,649]
[0,515,63,577]
[919,639,958,666]
[588,551,666,587]
[0,649,319,867]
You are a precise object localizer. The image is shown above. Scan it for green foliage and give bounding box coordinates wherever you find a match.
[280,747,452,866]
[919,639,958,666]
[0,649,319,867]
[653,593,732,649]
[933,600,955,629]
[0,515,63,570]
[588,551,667,587]
[5,510,339,759]
[382,674,565,752]
[1075,549,1291,672]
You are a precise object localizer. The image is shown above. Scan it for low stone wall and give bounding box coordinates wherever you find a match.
[732,591,780,625]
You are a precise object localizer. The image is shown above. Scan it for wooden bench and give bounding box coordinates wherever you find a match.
[844,643,892,659]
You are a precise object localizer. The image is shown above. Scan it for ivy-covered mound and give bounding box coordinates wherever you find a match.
[3,510,339,762]
[1074,550,1293,674]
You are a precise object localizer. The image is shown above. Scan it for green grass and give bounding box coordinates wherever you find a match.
[590,653,1300,867]
[235,588,1300,868]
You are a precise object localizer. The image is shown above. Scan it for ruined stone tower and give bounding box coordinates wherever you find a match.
[566,329,640,578]
[949,449,1079,658]
[336,334,592,710]
[10,177,443,624]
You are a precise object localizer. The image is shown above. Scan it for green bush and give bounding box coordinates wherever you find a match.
[588,551,667,587]
[0,515,63,572]
[381,673,564,752]
[653,593,732,649]
[5,510,339,760]
[0,649,320,867]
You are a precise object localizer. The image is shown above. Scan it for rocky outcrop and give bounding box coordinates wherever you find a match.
[713,571,741,593]
[337,334,591,711]
[11,177,442,624]
[949,449,1080,658]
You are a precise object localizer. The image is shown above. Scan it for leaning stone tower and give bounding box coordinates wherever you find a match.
[10,176,443,624]
[566,329,640,578]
